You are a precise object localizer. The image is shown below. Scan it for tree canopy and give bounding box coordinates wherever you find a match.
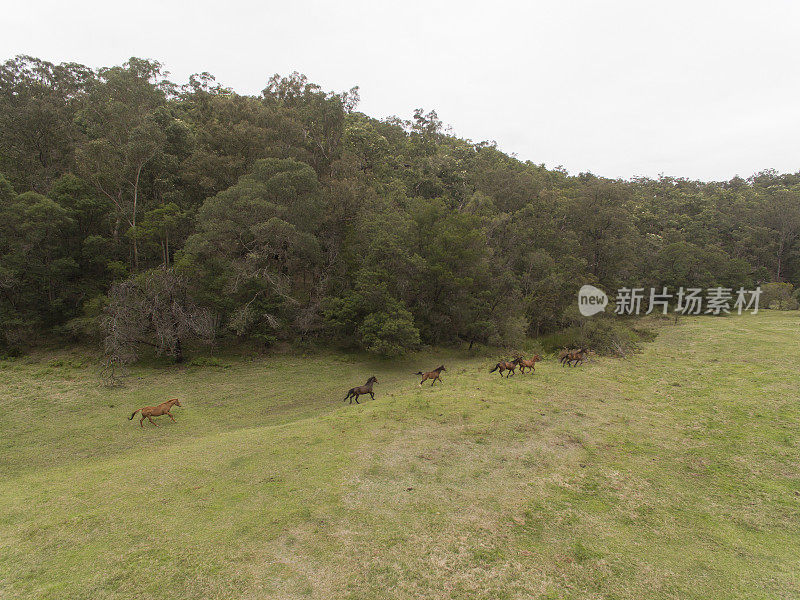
[1,55,797,357]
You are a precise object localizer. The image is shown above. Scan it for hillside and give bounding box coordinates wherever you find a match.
[1,313,800,599]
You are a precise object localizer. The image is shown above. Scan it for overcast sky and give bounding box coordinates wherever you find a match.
[4,0,799,181]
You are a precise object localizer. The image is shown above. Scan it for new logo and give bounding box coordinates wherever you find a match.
[578,284,608,316]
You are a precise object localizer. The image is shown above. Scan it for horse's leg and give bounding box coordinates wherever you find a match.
[369,392,375,400]
[148,416,159,426]
[140,415,145,428]
[167,411,176,422]
[354,394,360,404]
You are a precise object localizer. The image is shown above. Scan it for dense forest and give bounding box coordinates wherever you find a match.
[1,55,799,361]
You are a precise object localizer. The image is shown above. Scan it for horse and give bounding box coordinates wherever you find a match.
[518,354,542,374]
[415,365,446,386]
[129,398,182,427]
[489,358,520,378]
[343,376,378,404]
[558,348,571,366]
[563,348,589,367]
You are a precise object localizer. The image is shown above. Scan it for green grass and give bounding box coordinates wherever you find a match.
[2,312,800,599]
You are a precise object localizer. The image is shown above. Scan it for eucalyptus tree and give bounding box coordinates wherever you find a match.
[76,58,172,269]
[179,158,325,342]
[0,55,94,192]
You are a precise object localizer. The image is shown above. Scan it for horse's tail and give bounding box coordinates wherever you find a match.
[414,371,423,375]
[129,409,141,420]
[489,364,499,373]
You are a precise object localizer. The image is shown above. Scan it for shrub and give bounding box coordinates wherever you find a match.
[358,306,420,357]
[548,312,656,357]
[761,282,798,310]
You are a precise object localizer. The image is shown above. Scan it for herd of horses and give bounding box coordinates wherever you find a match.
[128,348,592,424]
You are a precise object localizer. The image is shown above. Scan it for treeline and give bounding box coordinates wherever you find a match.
[1,55,799,359]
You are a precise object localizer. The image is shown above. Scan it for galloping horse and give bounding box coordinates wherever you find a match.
[561,348,588,367]
[489,358,520,378]
[415,365,446,386]
[518,354,542,374]
[129,398,182,427]
[343,376,378,404]
[558,348,569,365]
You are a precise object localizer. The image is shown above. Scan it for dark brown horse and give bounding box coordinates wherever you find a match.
[562,348,588,367]
[343,376,378,404]
[518,354,542,374]
[415,365,445,386]
[558,348,570,365]
[489,358,520,378]
[129,398,182,427]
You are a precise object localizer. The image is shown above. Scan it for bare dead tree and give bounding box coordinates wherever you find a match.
[101,269,215,364]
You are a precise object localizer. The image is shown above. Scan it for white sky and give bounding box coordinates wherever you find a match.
[4,0,799,181]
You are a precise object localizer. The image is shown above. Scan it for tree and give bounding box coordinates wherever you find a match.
[179,158,324,340]
[0,182,78,347]
[76,58,170,269]
[759,187,800,282]
[263,72,359,177]
[102,269,214,364]
[0,55,94,192]
[568,182,639,289]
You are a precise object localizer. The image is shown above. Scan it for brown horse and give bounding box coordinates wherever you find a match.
[343,376,378,404]
[129,398,182,427]
[562,348,588,367]
[489,358,520,378]
[415,365,446,386]
[518,354,542,374]
[557,348,571,366]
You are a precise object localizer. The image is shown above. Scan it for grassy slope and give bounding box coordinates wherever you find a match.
[1,313,799,599]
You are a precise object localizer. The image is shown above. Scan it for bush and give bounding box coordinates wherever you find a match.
[358,306,420,357]
[761,282,798,310]
[547,312,655,357]
[489,314,529,349]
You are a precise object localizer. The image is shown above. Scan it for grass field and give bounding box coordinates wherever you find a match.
[1,312,800,599]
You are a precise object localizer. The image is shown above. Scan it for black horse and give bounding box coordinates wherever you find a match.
[343,376,378,404]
